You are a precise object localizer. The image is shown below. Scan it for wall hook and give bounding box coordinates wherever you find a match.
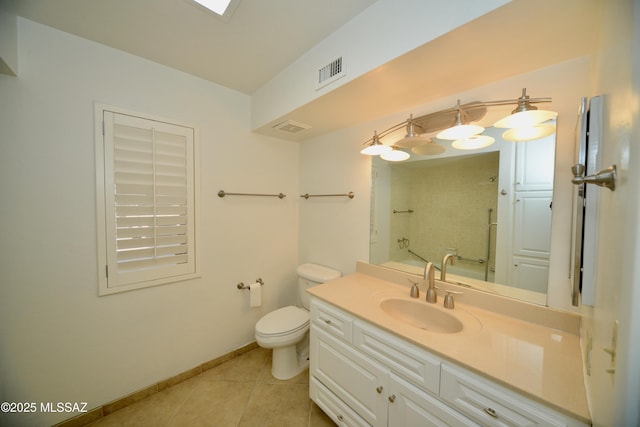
[571,163,617,191]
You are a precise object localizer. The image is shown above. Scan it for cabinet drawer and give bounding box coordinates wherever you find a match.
[353,320,441,395]
[311,298,353,342]
[440,364,586,427]
[310,377,370,427]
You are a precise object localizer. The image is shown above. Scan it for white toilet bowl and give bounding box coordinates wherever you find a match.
[255,306,310,379]
[255,263,341,380]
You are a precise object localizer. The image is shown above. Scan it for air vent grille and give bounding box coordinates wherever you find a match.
[272,120,311,134]
[317,57,345,90]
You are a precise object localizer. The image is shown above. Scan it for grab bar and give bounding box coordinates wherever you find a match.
[218,190,286,199]
[300,192,354,199]
[456,255,485,264]
[407,250,441,271]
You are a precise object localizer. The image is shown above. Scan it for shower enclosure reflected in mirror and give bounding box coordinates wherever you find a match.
[369,125,556,305]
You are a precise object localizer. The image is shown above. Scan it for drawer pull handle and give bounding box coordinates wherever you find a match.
[484,407,498,418]
[388,394,396,403]
[376,386,383,394]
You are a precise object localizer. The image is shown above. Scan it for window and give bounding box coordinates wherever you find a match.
[95,104,199,295]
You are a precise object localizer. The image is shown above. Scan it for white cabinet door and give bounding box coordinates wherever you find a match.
[388,373,476,427]
[511,256,549,293]
[311,326,388,426]
[514,136,555,192]
[512,191,553,258]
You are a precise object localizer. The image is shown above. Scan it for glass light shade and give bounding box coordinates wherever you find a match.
[380,148,410,162]
[502,124,556,142]
[493,110,558,128]
[411,142,446,155]
[452,135,495,150]
[394,134,430,148]
[436,124,484,140]
[360,142,392,155]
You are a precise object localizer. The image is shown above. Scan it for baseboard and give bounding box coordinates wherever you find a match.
[53,341,259,427]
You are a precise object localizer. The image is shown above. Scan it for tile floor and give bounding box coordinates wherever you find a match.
[87,347,336,427]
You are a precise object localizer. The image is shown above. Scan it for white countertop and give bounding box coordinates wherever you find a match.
[307,271,590,424]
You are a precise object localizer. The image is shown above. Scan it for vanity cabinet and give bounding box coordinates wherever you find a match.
[309,298,588,427]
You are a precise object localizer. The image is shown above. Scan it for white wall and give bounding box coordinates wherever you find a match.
[0,11,18,75]
[581,0,640,425]
[0,18,299,426]
[251,0,509,131]
[299,56,591,310]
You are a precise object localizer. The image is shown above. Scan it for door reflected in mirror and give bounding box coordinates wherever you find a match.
[369,126,556,305]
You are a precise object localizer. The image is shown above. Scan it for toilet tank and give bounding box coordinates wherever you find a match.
[297,263,341,310]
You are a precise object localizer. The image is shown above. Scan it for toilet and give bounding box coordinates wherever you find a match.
[255,263,341,380]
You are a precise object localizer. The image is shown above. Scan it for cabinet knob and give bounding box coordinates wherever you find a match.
[376,386,383,394]
[388,394,396,403]
[324,319,332,325]
[337,414,344,421]
[484,407,498,418]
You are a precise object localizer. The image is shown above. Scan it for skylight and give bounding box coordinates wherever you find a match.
[192,0,232,16]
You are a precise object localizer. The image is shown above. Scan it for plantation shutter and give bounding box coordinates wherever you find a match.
[100,111,197,292]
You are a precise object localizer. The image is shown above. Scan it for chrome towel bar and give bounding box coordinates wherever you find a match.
[218,190,286,199]
[300,192,354,199]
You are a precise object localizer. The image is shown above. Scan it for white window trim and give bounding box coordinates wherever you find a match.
[95,103,200,295]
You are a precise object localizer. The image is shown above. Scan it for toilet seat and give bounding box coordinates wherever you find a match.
[255,306,309,337]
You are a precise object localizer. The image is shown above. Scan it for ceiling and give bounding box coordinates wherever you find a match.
[1,0,377,94]
[2,0,600,141]
[256,0,601,140]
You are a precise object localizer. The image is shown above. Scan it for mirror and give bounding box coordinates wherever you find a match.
[369,125,556,305]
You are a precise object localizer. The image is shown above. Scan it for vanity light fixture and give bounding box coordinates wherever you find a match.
[501,123,556,142]
[436,101,485,140]
[360,131,392,155]
[394,115,431,148]
[493,88,558,128]
[380,146,411,162]
[359,88,556,160]
[451,135,495,150]
[411,139,446,155]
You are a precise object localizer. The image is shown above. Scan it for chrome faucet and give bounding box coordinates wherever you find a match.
[440,253,456,282]
[424,262,437,303]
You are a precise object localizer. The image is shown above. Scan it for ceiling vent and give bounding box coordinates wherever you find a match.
[272,119,311,134]
[317,57,346,90]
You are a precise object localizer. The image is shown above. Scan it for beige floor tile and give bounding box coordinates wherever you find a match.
[238,383,311,427]
[167,379,254,427]
[200,347,270,382]
[258,360,310,385]
[310,402,337,427]
[82,347,338,427]
[93,377,197,426]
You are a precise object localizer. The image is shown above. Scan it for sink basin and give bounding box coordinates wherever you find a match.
[380,298,464,333]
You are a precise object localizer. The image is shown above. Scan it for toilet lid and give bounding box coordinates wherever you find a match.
[256,306,309,336]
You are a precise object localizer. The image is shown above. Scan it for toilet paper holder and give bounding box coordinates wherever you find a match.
[237,278,264,290]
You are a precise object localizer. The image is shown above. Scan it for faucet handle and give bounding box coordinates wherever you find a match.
[443,290,464,309]
[408,279,420,298]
